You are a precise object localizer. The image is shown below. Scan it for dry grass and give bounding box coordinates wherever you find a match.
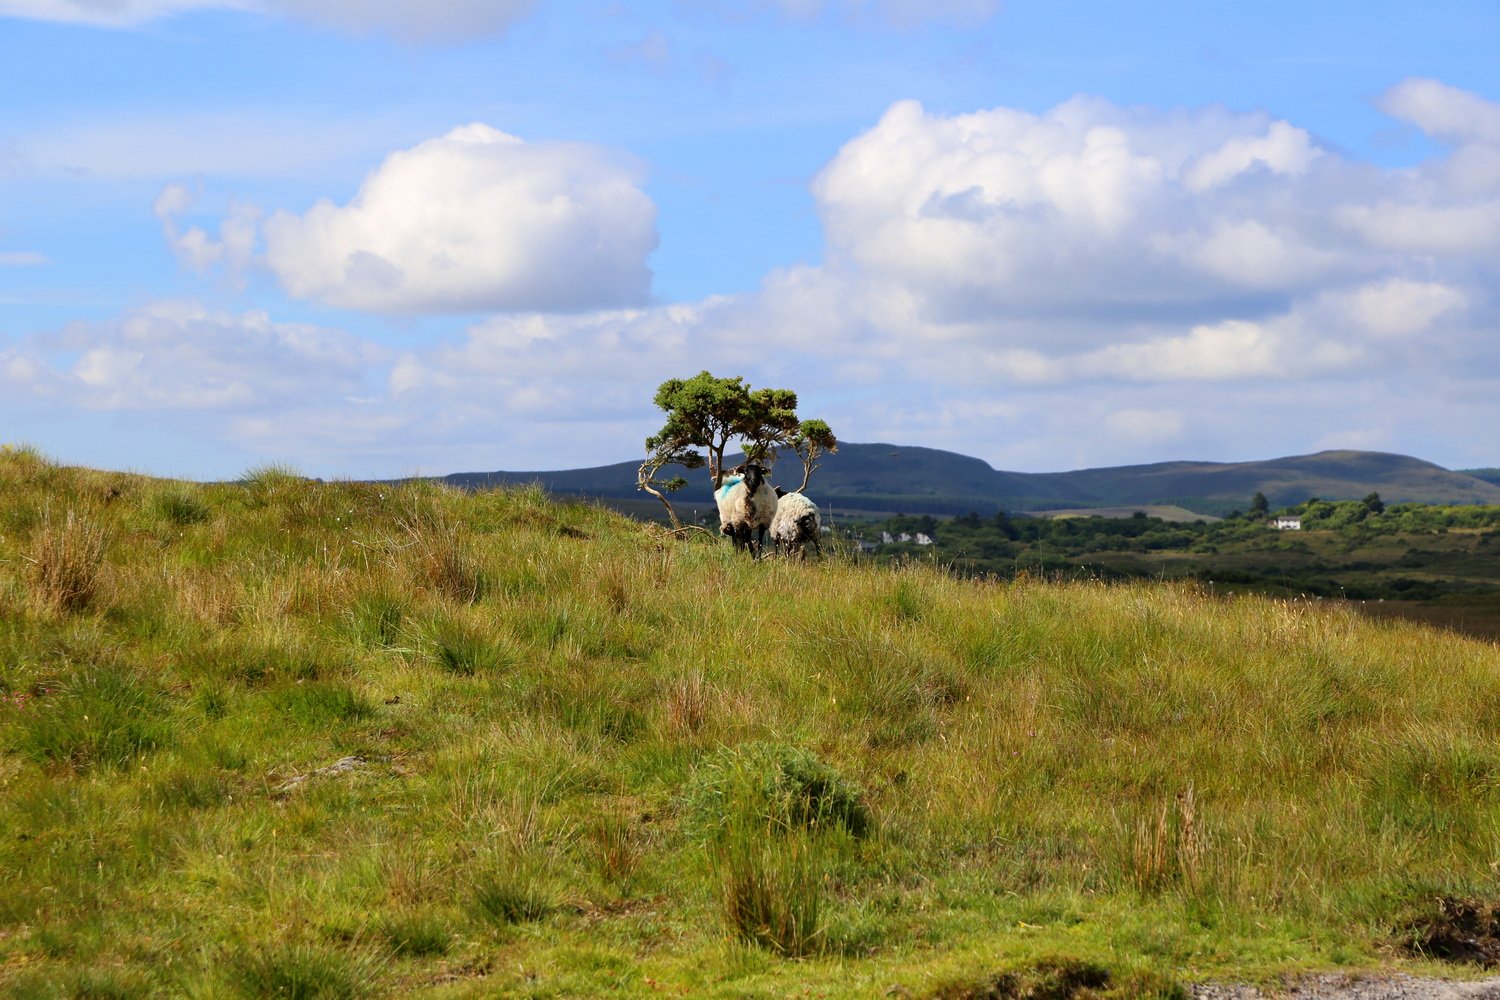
[24,506,110,613]
[4,457,1500,996]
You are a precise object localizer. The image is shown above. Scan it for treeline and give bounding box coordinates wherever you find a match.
[851,498,1500,597]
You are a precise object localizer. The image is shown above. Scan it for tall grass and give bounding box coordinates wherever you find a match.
[24,507,109,613]
[4,456,1500,995]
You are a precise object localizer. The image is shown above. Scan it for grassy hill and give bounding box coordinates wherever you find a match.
[442,444,1500,518]
[5,444,1500,997]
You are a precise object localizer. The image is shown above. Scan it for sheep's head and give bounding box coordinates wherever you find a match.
[735,462,767,493]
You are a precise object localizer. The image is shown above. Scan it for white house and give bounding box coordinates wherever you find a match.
[1274,517,1302,530]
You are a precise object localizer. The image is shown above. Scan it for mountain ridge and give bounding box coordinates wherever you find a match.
[439,444,1500,516]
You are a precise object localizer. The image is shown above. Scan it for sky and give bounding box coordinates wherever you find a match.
[3,0,1500,480]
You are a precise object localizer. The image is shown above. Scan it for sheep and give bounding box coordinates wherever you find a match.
[715,462,777,556]
[770,486,822,560]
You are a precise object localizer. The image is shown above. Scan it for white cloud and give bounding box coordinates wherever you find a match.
[12,301,384,411]
[260,124,658,314]
[1379,77,1500,146]
[0,0,534,40]
[1338,279,1467,338]
[155,183,261,278]
[270,0,534,43]
[810,96,1358,323]
[1182,120,1322,192]
[15,80,1500,480]
[0,251,49,266]
[1337,200,1500,254]
[0,0,243,27]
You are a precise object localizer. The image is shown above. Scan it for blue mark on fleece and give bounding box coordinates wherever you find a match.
[716,476,743,500]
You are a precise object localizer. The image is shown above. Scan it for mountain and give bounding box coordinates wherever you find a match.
[439,445,1500,516]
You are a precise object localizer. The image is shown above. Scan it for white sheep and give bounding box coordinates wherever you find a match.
[770,487,822,560]
[715,462,777,557]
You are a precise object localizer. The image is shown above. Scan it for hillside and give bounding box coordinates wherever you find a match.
[6,446,1500,997]
[442,444,1500,517]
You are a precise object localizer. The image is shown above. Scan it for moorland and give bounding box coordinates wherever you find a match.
[3,444,1500,998]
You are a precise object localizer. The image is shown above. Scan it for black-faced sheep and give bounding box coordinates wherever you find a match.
[715,462,776,556]
[770,486,822,560]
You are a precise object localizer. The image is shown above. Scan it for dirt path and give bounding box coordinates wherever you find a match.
[1193,975,1500,1000]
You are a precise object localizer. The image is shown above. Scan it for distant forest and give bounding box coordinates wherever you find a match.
[852,498,1500,614]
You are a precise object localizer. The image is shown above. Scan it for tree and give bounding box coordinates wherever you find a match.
[1362,491,1385,515]
[639,371,832,526]
[1249,491,1270,517]
[786,419,837,493]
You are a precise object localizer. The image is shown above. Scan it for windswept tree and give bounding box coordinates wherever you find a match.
[786,419,837,494]
[638,371,833,527]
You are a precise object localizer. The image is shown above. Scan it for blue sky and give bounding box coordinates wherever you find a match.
[3,0,1500,480]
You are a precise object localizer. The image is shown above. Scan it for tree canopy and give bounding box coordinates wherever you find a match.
[638,371,835,526]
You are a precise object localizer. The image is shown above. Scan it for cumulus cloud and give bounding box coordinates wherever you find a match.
[810,96,1362,326]
[17,79,1500,478]
[260,124,657,314]
[10,301,384,411]
[1379,77,1500,146]
[154,183,261,279]
[0,0,534,40]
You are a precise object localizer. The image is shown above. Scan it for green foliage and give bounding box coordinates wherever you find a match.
[685,741,871,840]
[855,501,1500,610]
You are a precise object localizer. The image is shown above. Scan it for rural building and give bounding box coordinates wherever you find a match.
[1274,517,1302,530]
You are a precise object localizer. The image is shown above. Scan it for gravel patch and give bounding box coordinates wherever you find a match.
[1193,974,1500,1000]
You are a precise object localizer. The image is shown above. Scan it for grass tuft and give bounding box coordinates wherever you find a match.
[147,486,212,526]
[471,866,554,925]
[686,741,872,840]
[25,507,110,614]
[229,939,388,999]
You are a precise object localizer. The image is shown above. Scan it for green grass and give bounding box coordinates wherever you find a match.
[4,447,1500,996]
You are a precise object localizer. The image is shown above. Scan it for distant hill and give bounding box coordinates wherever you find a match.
[440,444,1500,516]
